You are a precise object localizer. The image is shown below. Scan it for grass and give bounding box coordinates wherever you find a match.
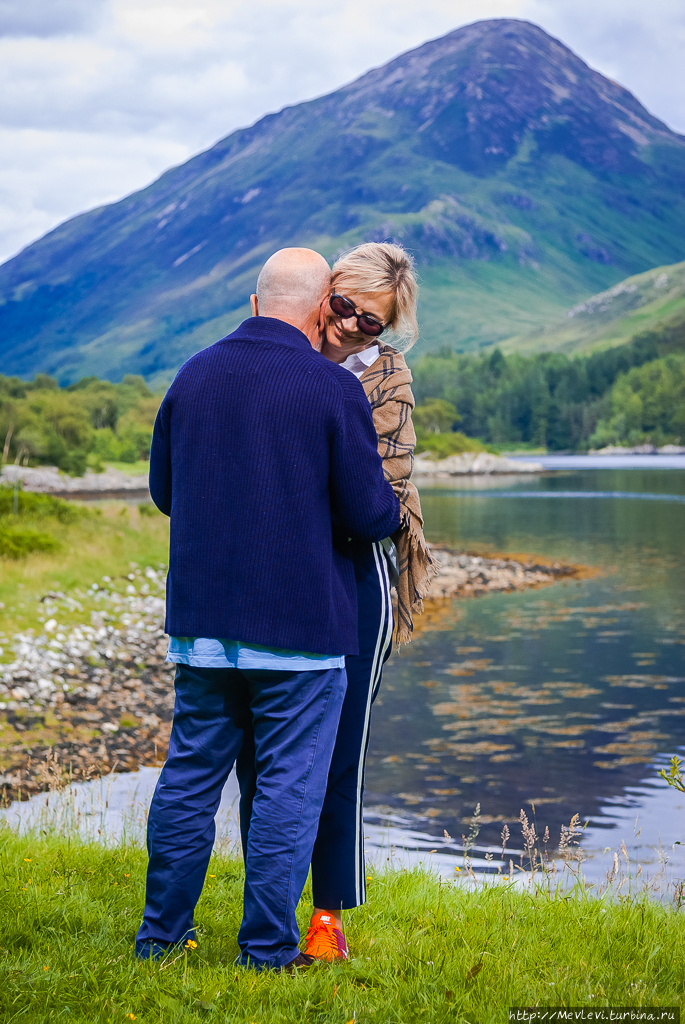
[0,829,683,1022]
[0,492,171,772]
[1,496,683,1019]
[500,258,685,357]
[415,432,488,458]
[101,462,151,477]
[0,489,91,560]
[0,493,169,639]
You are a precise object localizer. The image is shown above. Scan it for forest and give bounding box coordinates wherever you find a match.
[412,314,685,453]
[0,374,157,475]
[0,314,683,473]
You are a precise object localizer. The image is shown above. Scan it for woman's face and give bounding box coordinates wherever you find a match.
[320,288,394,364]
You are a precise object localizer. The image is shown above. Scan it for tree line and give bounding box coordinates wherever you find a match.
[0,374,158,475]
[1,313,683,475]
[411,314,685,452]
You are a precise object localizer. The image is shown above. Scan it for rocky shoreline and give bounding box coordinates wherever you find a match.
[0,464,150,496]
[0,549,583,804]
[1,451,546,498]
[589,444,685,455]
[0,573,175,804]
[414,452,544,476]
[427,547,580,598]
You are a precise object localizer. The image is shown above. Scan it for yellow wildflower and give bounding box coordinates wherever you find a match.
[454,866,461,872]
[126,1015,136,1021]
[185,939,198,950]
[24,858,32,863]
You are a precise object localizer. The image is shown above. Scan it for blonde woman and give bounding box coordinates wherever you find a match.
[302,242,436,959]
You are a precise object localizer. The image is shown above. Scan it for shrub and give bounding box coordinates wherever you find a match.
[415,431,487,457]
[0,525,59,558]
[0,487,89,523]
[414,398,461,434]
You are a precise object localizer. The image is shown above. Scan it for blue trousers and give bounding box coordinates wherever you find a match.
[237,541,393,910]
[135,663,346,968]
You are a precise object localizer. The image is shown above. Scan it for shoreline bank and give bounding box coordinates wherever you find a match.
[426,545,590,600]
[1,450,547,499]
[0,548,587,805]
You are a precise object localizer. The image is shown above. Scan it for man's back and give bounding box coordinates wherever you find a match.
[150,316,399,655]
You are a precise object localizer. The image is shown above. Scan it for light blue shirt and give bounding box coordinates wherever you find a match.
[167,637,344,671]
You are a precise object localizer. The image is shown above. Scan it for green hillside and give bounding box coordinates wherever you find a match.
[411,310,685,451]
[1,19,685,384]
[499,259,685,356]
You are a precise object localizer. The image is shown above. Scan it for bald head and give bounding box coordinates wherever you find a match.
[251,248,330,345]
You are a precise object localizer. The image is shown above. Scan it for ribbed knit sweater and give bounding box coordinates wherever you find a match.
[149,317,400,655]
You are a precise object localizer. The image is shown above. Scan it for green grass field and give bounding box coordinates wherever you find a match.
[0,829,683,1023]
[498,259,685,357]
[101,461,152,476]
[0,497,169,639]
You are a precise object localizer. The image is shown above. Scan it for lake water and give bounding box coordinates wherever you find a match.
[3,462,684,888]
[365,466,685,883]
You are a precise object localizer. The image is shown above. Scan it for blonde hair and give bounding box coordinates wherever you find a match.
[331,242,419,351]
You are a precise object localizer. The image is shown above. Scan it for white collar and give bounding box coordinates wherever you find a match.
[340,345,380,377]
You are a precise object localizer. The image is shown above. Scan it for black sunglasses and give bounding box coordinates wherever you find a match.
[329,293,387,337]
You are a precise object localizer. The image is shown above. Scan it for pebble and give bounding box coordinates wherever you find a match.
[0,551,577,802]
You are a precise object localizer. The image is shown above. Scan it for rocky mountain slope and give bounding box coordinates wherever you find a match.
[500,259,685,355]
[1,18,684,384]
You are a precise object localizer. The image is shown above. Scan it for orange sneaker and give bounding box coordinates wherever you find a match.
[303,912,349,962]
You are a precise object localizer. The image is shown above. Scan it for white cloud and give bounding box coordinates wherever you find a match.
[0,0,683,264]
[0,128,189,260]
[0,0,106,37]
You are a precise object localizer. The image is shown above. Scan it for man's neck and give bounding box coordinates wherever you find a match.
[255,312,319,348]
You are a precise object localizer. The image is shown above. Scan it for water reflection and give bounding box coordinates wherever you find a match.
[367,468,685,865]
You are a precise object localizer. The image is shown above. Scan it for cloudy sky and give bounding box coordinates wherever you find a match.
[1,0,683,264]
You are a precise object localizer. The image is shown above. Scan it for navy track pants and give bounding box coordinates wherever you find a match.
[135,663,346,968]
[237,541,393,910]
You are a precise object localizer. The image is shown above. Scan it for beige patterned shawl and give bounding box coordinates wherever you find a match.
[359,344,438,645]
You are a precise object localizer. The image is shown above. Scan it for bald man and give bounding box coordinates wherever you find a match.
[137,248,399,971]
[249,246,330,341]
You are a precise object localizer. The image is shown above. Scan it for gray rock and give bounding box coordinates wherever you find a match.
[589,444,685,455]
[413,452,544,475]
[1,464,149,494]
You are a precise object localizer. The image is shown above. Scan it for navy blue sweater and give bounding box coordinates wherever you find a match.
[149,317,400,655]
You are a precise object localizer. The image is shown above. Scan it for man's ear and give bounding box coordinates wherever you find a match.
[311,297,327,352]
[317,296,328,333]
[250,294,258,317]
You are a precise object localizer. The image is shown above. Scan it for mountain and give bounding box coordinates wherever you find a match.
[498,259,685,355]
[1,18,685,385]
